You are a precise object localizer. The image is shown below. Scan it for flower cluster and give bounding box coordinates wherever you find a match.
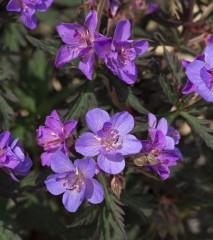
[0,131,32,181]
[139,113,182,180]
[6,0,53,30]
[182,41,213,102]
[55,10,148,84]
[37,108,182,212]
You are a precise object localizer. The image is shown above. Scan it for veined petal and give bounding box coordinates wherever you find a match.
[117,61,138,84]
[21,12,37,30]
[148,113,157,128]
[97,153,125,174]
[114,20,131,41]
[62,188,85,212]
[6,0,21,11]
[64,120,77,136]
[157,118,168,135]
[84,10,97,37]
[85,178,104,204]
[74,158,96,178]
[51,151,75,173]
[110,111,134,135]
[56,23,85,45]
[75,132,101,157]
[86,108,110,133]
[118,134,142,155]
[35,0,53,12]
[133,40,148,56]
[79,50,95,80]
[45,173,67,195]
[55,45,79,68]
[94,37,113,58]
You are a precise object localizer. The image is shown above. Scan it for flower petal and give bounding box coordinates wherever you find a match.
[94,37,113,58]
[55,45,79,68]
[45,173,67,195]
[148,113,157,128]
[133,40,148,56]
[41,151,52,166]
[86,108,110,133]
[114,20,131,41]
[64,120,77,136]
[75,132,101,157]
[78,50,95,80]
[84,10,97,37]
[35,0,53,12]
[85,178,104,204]
[117,61,138,84]
[74,158,96,178]
[97,153,125,174]
[62,188,85,212]
[164,136,175,150]
[0,131,12,150]
[118,134,142,155]
[21,12,37,30]
[51,151,75,173]
[110,111,134,135]
[6,0,21,11]
[56,23,85,45]
[157,117,168,135]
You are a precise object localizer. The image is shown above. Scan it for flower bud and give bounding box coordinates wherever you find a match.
[111,175,125,199]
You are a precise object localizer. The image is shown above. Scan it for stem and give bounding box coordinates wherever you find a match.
[97,0,107,31]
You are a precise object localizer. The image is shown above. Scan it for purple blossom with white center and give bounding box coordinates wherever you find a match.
[55,10,99,80]
[75,108,142,174]
[37,110,77,167]
[45,151,104,212]
[0,131,32,181]
[148,113,180,145]
[6,0,53,30]
[94,20,148,84]
[141,129,182,180]
[185,43,213,101]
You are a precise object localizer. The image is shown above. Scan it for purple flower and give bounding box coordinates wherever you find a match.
[94,20,148,84]
[141,129,182,180]
[0,131,32,181]
[6,0,53,30]
[75,108,142,174]
[135,1,159,15]
[185,43,213,101]
[55,10,99,80]
[45,151,104,212]
[37,110,77,167]
[148,113,180,145]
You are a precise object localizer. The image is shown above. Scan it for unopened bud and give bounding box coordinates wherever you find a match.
[133,154,147,166]
[111,175,125,199]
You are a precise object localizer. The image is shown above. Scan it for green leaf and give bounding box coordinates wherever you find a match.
[64,81,97,120]
[159,74,179,105]
[26,35,58,56]
[163,47,183,83]
[98,174,127,240]
[0,221,21,240]
[180,111,213,149]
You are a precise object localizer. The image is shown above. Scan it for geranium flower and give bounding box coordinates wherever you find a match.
[185,43,213,101]
[75,108,142,174]
[94,20,148,84]
[0,131,32,181]
[6,0,53,30]
[45,151,104,212]
[37,110,77,166]
[55,10,99,80]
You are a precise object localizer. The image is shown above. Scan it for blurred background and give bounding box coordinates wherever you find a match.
[0,0,213,239]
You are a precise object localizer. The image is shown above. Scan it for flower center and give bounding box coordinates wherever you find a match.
[56,169,85,192]
[97,122,122,152]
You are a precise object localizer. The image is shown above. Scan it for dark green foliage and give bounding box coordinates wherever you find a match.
[0,0,213,239]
